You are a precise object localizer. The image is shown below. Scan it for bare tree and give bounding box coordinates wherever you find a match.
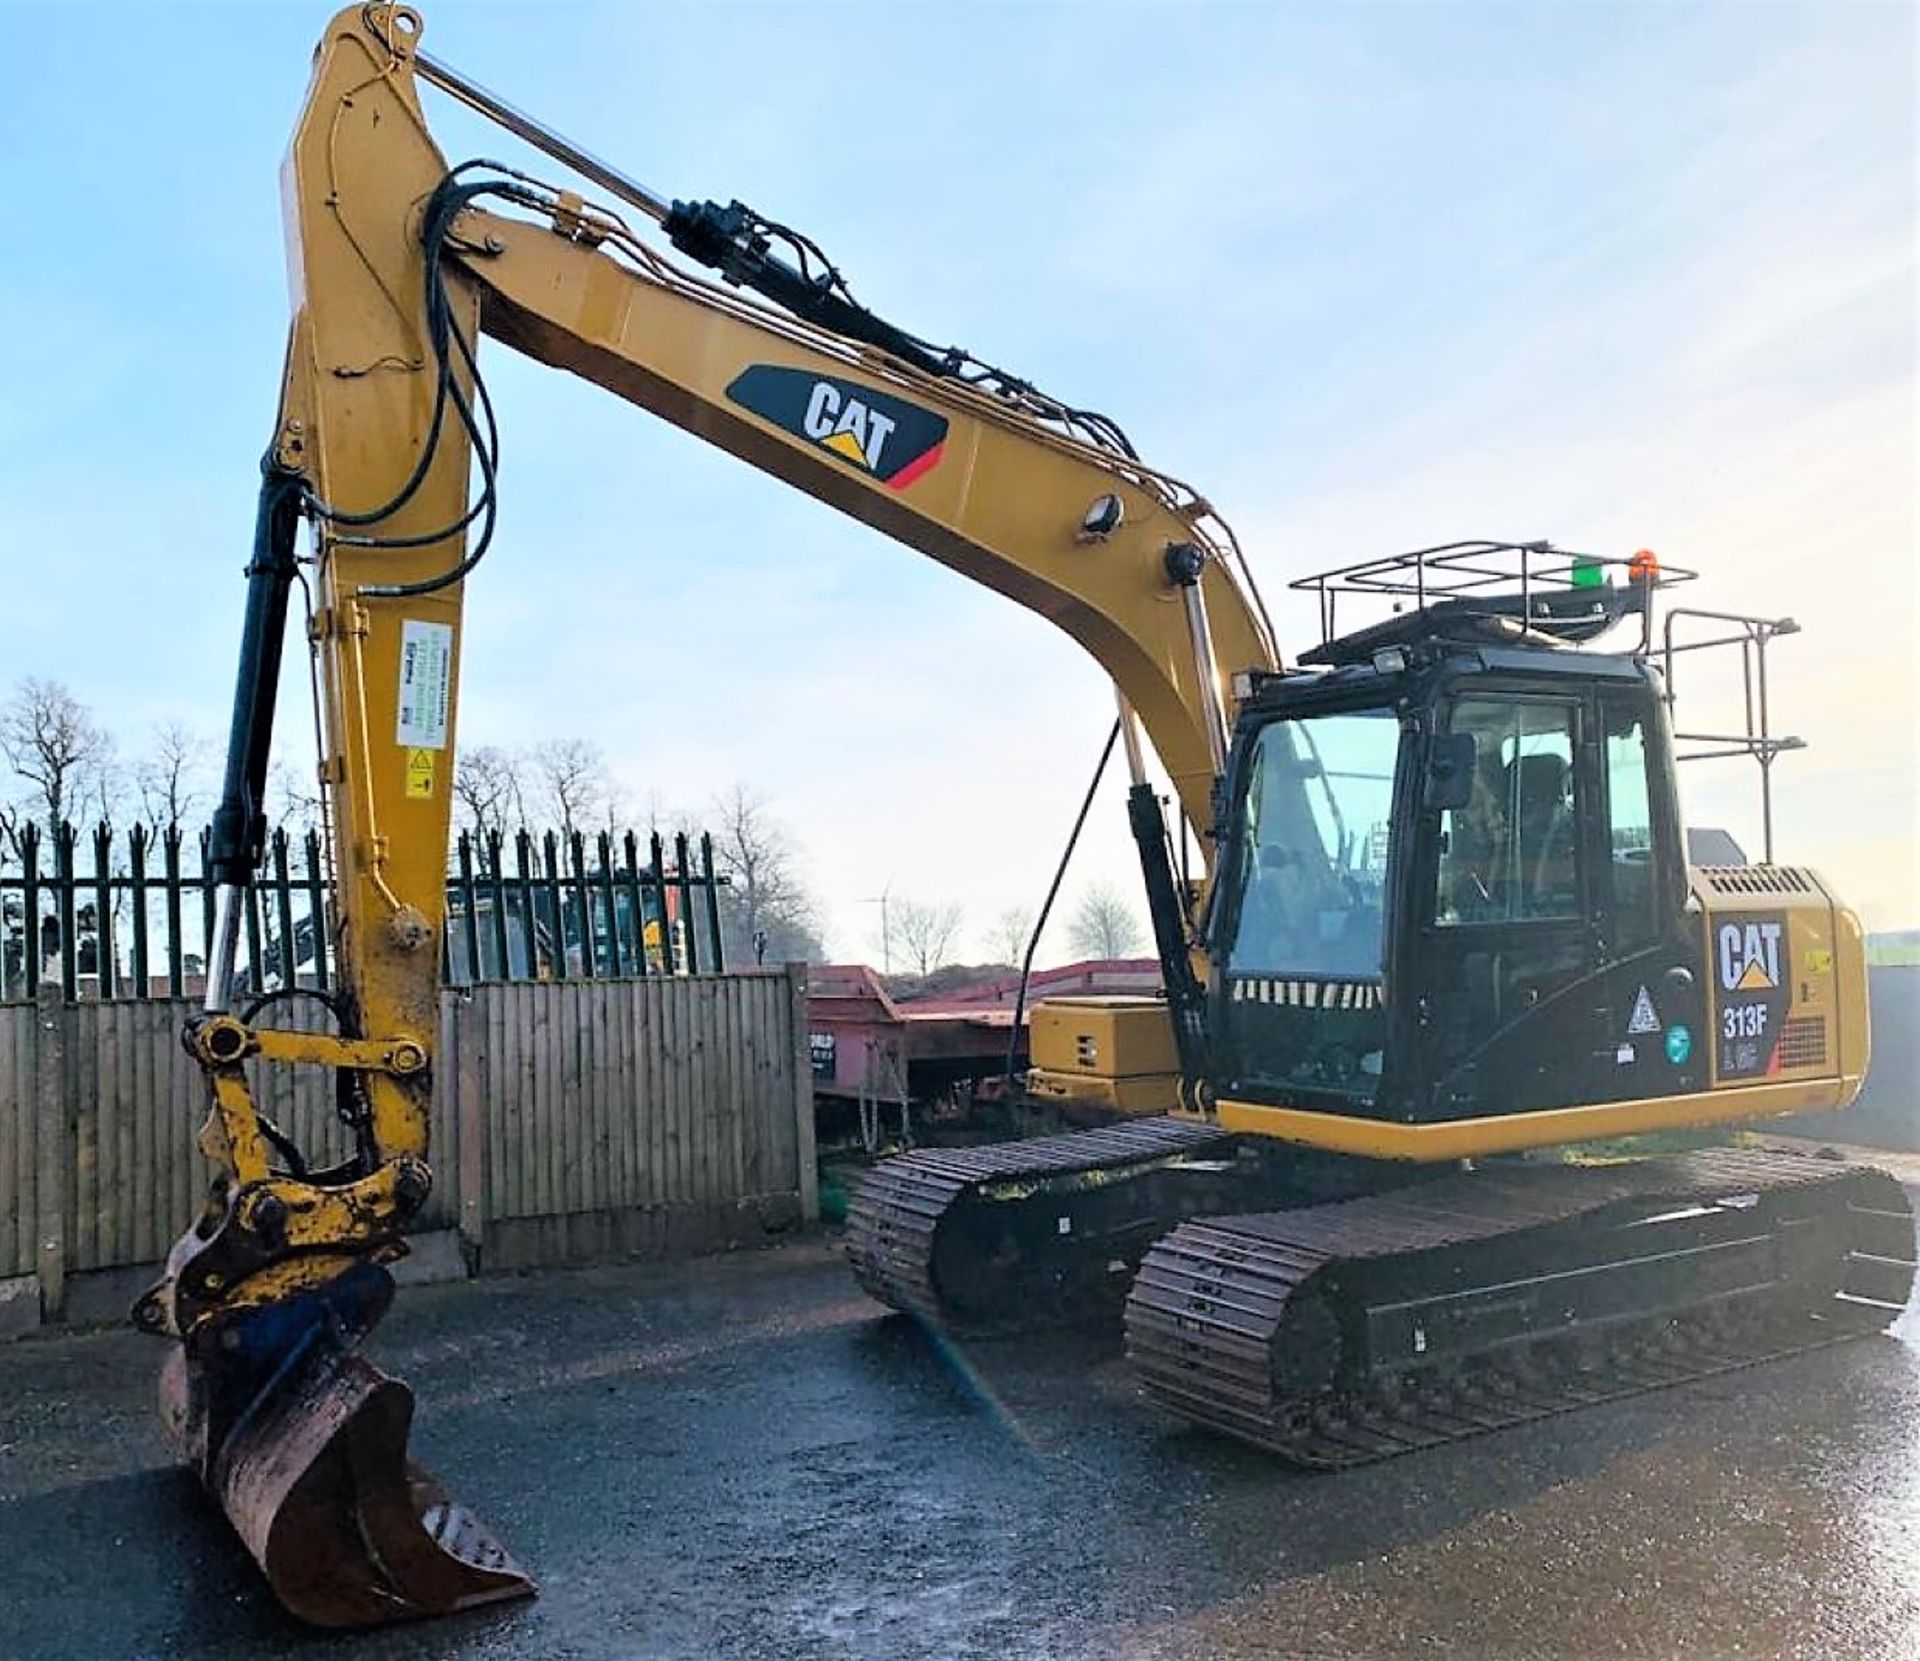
[707,786,823,964]
[888,897,964,976]
[452,744,527,840]
[134,720,209,828]
[598,768,630,836]
[529,738,608,836]
[987,904,1036,966]
[0,678,116,863]
[1066,881,1145,960]
[70,758,125,833]
[637,787,679,839]
[268,759,324,836]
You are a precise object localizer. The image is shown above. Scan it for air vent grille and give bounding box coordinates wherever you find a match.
[1777,1015,1828,1070]
[1698,865,1815,896]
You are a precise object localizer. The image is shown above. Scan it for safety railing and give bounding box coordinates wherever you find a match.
[1283,540,1804,862]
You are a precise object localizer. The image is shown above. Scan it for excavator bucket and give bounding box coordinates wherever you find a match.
[157,1261,534,1628]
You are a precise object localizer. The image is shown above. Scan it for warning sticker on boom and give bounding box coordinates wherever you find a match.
[396,620,453,750]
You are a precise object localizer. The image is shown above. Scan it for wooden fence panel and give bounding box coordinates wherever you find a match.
[460,973,804,1226]
[0,1002,33,1280]
[75,1001,183,1272]
[0,969,810,1312]
[637,981,661,1210]
[432,995,460,1233]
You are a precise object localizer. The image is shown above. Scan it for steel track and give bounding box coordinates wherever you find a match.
[845,1116,1234,1322]
[1126,1149,1915,1468]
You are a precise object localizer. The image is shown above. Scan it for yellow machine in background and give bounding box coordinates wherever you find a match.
[145,4,1907,1628]
[1027,997,1184,1117]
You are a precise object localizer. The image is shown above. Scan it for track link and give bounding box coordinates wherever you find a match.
[846,1116,1235,1325]
[1127,1148,1915,1468]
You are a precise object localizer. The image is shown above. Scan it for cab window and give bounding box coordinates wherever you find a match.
[1224,708,1400,978]
[1602,699,1658,951]
[1435,700,1580,925]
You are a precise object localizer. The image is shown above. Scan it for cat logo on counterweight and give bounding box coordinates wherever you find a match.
[1717,918,1783,992]
[726,366,947,490]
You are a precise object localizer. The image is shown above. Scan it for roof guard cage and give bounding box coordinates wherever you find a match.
[1288,539,1698,660]
[1287,539,1803,864]
[1660,607,1804,864]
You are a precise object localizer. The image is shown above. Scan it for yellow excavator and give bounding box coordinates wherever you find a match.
[142,2,1912,1628]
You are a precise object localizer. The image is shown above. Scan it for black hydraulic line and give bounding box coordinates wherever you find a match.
[1126,782,1210,1085]
[663,198,957,380]
[302,173,485,533]
[660,196,1139,459]
[1004,718,1122,1091]
[207,463,306,891]
[301,169,506,598]
[240,983,377,1171]
[351,308,500,598]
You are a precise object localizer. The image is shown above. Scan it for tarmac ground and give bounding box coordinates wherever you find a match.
[3,1193,1919,1661]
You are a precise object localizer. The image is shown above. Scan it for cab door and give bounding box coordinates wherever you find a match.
[1412,690,1609,1118]
[1584,685,1707,1103]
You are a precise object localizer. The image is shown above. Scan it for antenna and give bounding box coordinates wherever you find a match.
[861,880,893,973]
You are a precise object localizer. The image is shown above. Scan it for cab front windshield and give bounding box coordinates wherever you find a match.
[1224,708,1400,979]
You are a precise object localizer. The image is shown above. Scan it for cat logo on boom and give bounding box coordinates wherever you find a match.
[803,382,895,472]
[725,365,948,491]
[1717,918,1784,992]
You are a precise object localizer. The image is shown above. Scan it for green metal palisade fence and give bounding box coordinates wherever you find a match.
[0,821,726,1002]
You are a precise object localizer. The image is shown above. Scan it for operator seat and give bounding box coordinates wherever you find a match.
[1505,752,1576,915]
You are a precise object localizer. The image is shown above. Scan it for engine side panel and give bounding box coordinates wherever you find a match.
[1695,865,1869,1102]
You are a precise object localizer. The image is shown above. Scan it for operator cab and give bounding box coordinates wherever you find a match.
[1206,542,1708,1126]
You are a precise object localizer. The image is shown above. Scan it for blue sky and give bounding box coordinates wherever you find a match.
[0,0,1912,954]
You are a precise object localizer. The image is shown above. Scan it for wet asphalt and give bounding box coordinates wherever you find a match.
[2,1221,1918,1661]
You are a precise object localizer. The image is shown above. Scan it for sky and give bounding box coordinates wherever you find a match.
[0,0,1913,960]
